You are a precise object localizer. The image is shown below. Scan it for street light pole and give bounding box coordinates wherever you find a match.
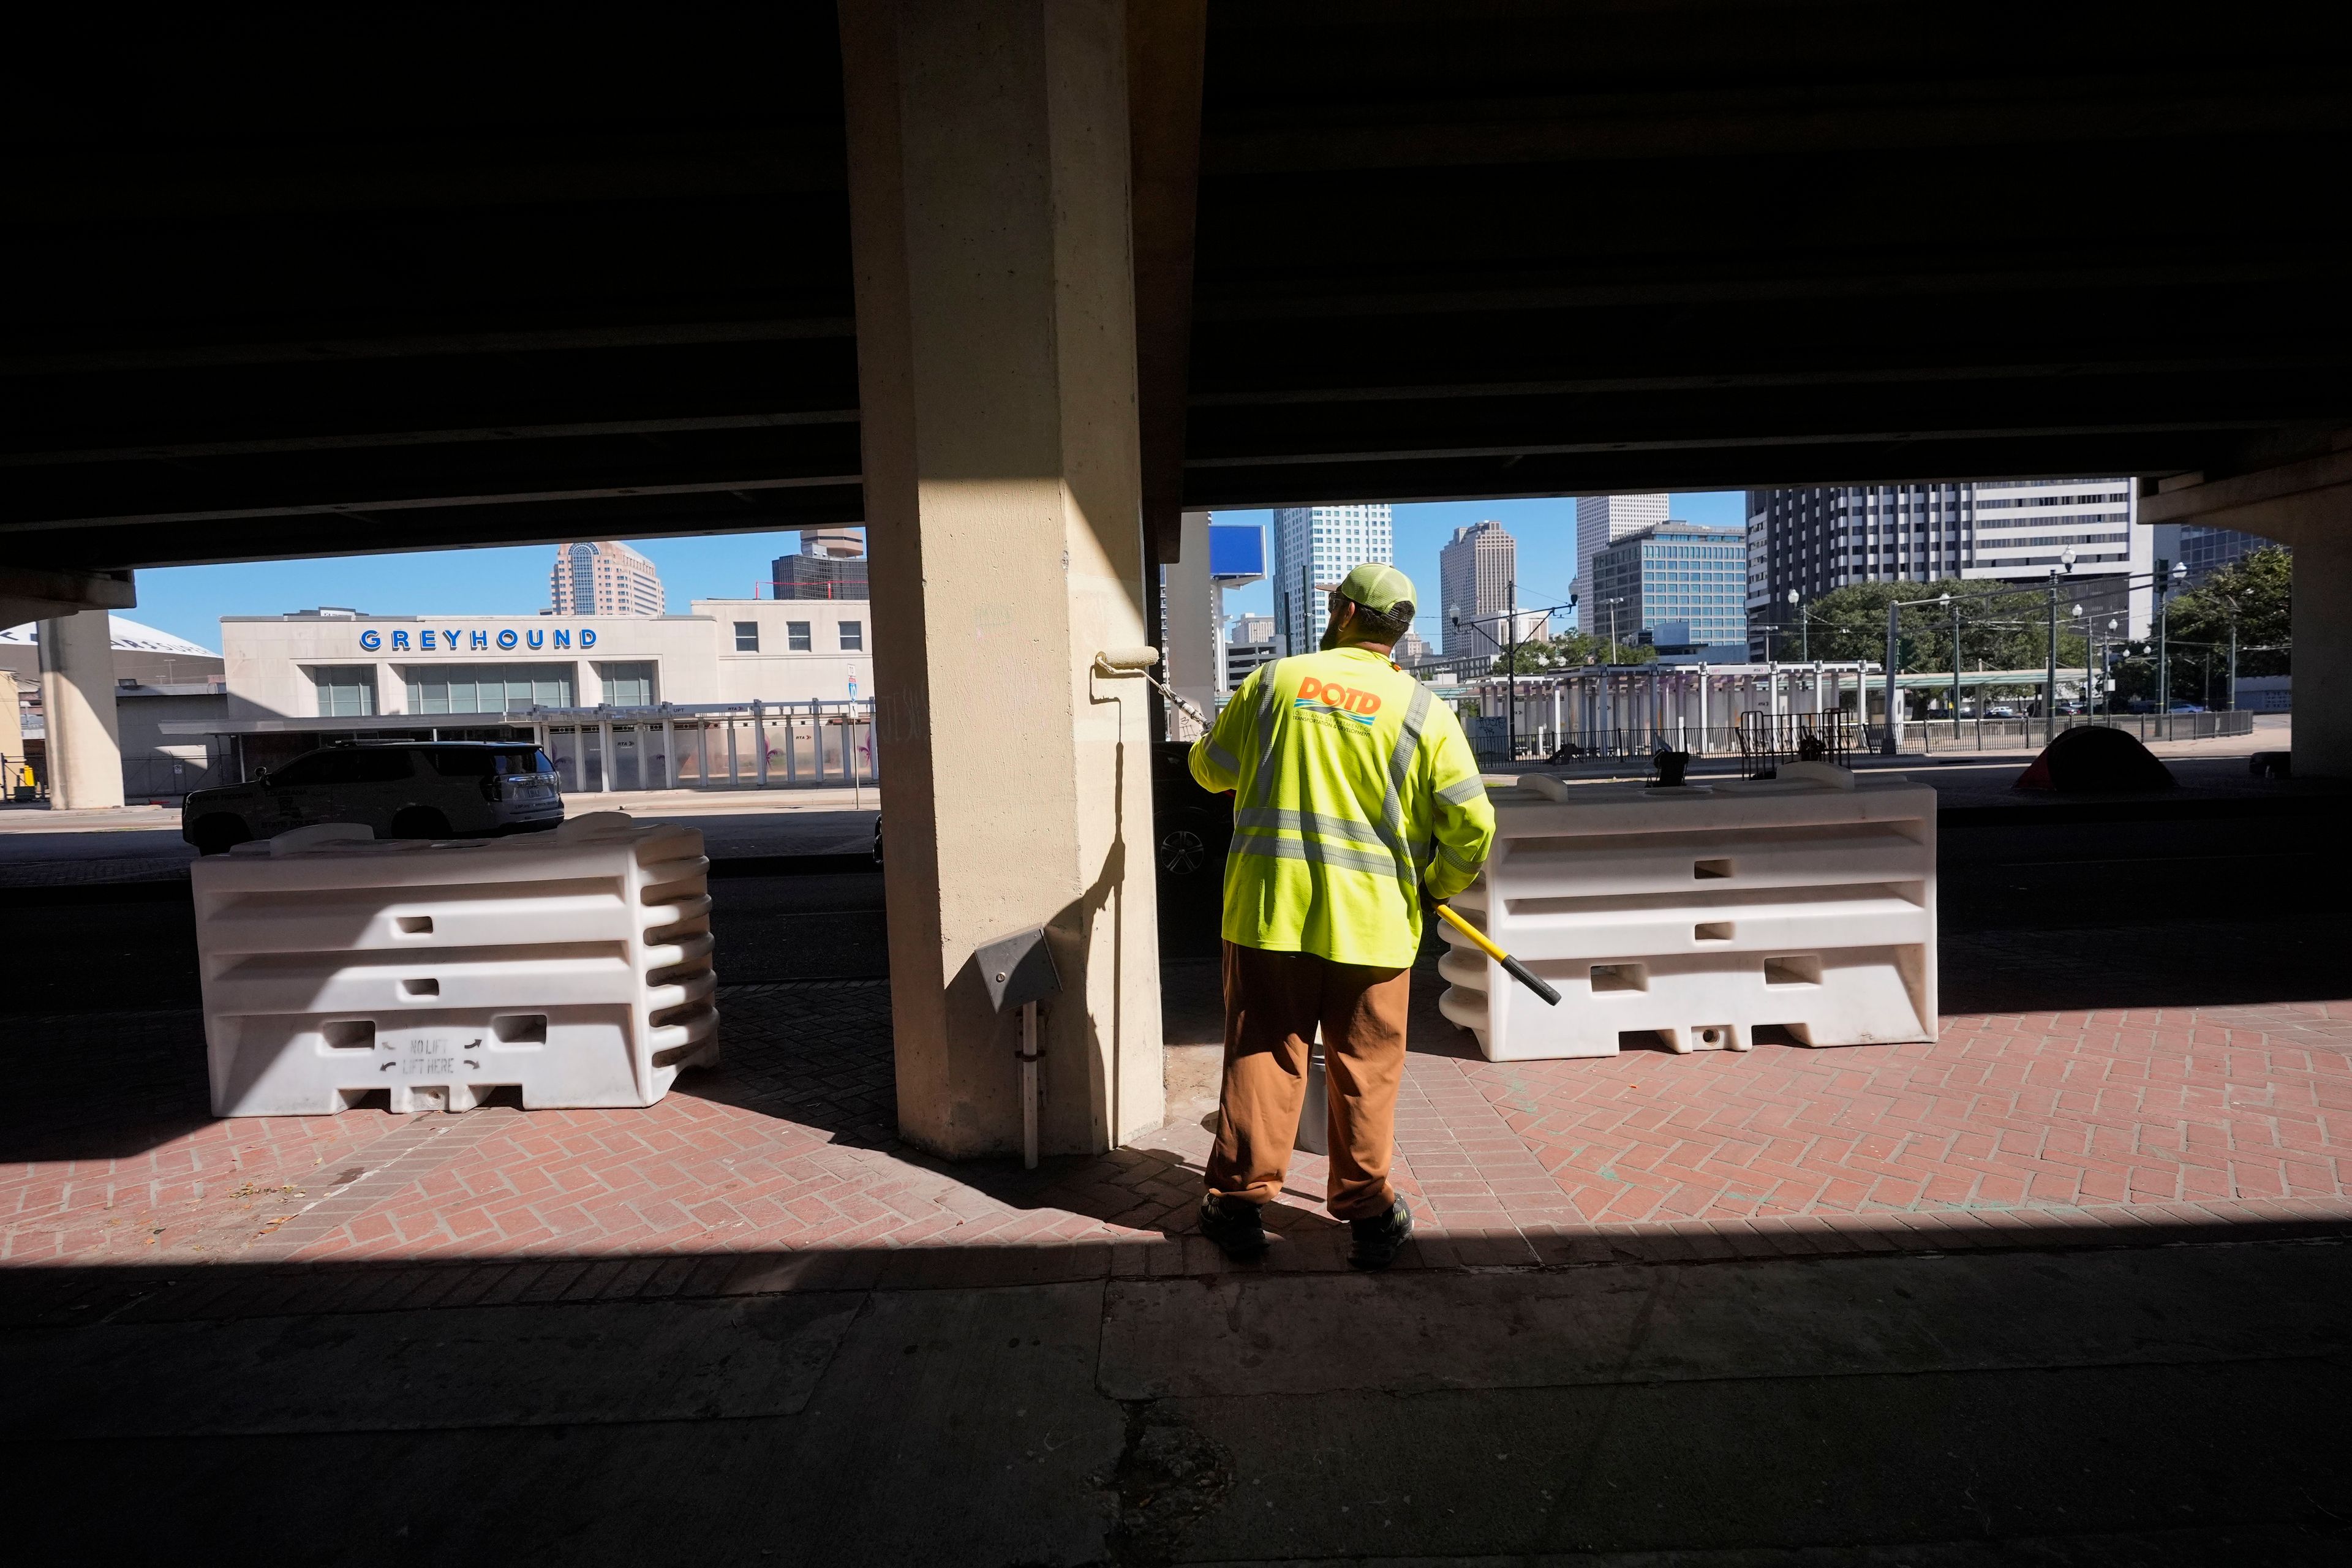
[1945,592,1959,741]
[2226,614,2239,712]
[2154,557,2177,737]
[2071,602,2087,725]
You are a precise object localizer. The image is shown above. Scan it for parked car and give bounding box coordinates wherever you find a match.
[182,741,564,854]
[1152,739,1234,883]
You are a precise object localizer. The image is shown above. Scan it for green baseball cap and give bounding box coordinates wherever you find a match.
[1335,562,1416,618]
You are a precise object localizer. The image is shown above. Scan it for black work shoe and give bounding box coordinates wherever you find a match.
[1348,1195,1414,1271]
[1197,1194,1268,1259]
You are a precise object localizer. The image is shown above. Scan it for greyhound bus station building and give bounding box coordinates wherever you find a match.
[170,600,880,794]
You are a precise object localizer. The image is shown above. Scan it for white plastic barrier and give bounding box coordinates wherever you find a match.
[194,812,718,1115]
[1438,766,1936,1060]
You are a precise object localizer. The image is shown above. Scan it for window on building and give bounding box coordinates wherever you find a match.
[404,663,575,715]
[734,621,760,652]
[309,666,377,717]
[839,620,864,652]
[598,662,658,706]
[786,620,812,652]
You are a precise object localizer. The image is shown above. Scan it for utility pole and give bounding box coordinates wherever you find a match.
[1506,576,1518,763]
[1881,597,1901,755]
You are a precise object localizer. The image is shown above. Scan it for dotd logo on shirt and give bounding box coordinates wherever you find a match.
[358,627,598,653]
[1294,675,1381,729]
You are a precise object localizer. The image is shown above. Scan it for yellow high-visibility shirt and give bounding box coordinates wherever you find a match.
[1189,646,1496,968]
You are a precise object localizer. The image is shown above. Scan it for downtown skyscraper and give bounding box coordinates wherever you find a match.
[1744,478,2154,650]
[1438,520,1516,653]
[549,540,666,617]
[1270,504,1393,653]
[1572,494,1669,631]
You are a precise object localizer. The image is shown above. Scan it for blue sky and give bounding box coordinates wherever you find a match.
[118,492,1747,651]
[126,532,808,651]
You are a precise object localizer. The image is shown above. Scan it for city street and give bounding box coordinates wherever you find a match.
[2,745,2348,1562]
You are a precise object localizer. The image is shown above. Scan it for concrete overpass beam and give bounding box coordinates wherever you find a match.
[842,0,1164,1158]
[37,609,126,810]
[2142,432,2352,777]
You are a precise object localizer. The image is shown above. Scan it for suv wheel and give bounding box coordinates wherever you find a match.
[390,807,452,840]
[190,815,251,856]
[1157,822,1211,876]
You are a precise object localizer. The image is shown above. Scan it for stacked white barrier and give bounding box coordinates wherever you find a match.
[194,812,718,1115]
[1438,766,1936,1060]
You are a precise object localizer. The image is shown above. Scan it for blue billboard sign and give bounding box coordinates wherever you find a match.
[1208,522,1265,586]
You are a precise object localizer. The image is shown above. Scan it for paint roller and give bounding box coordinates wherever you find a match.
[1091,646,1213,729]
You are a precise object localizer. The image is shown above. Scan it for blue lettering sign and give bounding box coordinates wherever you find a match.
[526,629,544,649]
[497,629,518,649]
[420,630,436,650]
[580,628,597,649]
[470,630,489,649]
[553,629,571,649]
[358,629,381,651]
[442,629,459,649]
[391,630,411,650]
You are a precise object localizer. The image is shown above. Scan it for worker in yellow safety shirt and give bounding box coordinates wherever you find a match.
[1188,562,1496,1268]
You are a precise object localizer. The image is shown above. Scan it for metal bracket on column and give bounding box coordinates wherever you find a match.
[976,925,1063,1169]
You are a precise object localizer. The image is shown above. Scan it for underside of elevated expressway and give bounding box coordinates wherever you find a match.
[6,2,2350,1159]
[8,4,2348,564]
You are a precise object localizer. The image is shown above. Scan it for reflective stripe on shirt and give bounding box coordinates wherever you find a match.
[1435,774,1488,805]
[1230,832,1407,880]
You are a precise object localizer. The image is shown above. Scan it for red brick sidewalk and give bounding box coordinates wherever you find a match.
[6,978,2351,1290]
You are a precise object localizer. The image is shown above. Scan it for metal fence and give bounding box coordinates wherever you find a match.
[1888,710,2256,753]
[1735,711,1863,778]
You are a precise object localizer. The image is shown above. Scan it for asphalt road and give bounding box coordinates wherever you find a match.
[4,799,2343,1021]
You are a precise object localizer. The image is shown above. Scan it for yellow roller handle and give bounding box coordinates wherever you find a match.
[1433,903,1561,1006]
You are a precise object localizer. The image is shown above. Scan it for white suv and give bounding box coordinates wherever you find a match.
[182,741,564,855]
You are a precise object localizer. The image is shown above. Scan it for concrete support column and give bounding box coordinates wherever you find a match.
[1164,508,1217,737]
[657,718,674,788]
[844,0,1164,1156]
[597,721,615,793]
[2293,527,2352,777]
[37,610,124,809]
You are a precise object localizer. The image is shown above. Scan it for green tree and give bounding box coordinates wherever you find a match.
[1792,578,2087,679]
[1491,629,1653,673]
[2166,546,2291,682]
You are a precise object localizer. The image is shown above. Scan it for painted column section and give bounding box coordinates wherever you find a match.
[843,0,1164,1156]
[597,721,616,793]
[37,610,124,809]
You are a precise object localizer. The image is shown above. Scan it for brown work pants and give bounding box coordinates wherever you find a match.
[1202,940,1411,1221]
